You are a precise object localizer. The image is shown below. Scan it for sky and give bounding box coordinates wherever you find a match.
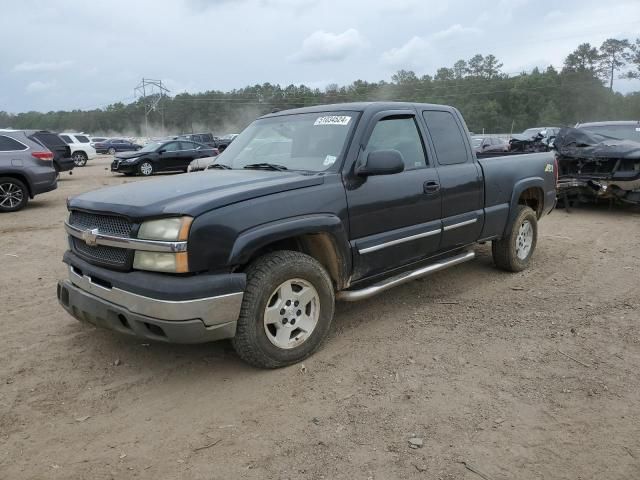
[1,0,639,113]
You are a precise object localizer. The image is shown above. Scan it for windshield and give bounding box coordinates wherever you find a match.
[580,124,640,142]
[215,112,358,171]
[138,142,162,153]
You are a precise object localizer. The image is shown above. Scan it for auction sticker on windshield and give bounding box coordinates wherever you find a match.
[314,115,351,126]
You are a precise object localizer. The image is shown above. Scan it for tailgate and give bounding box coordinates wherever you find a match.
[30,132,72,161]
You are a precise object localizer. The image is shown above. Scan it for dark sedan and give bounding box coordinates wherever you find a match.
[95,138,142,155]
[472,136,509,154]
[110,140,216,176]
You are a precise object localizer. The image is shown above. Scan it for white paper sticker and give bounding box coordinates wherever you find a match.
[323,155,337,166]
[314,115,351,126]
[636,127,640,132]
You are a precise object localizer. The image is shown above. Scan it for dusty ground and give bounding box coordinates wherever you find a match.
[1,156,639,480]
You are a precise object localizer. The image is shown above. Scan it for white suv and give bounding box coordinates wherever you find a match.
[59,133,97,167]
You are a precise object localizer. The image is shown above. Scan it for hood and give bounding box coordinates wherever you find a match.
[555,127,640,160]
[68,170,325,219]
[115,151,143,159]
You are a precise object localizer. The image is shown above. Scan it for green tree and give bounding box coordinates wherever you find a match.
[453,60,468,79]
[482,54,503,78]
[563,43,601,75]
[599,38,631,90]
[468,54,485,77]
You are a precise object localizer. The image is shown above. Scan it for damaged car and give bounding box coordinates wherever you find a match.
[554,125,640,205]
[509,127,560,153]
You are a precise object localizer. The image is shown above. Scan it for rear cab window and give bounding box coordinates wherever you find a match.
[422,110,470,165]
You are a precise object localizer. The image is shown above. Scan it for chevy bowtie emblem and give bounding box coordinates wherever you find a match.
[82,228,99,247]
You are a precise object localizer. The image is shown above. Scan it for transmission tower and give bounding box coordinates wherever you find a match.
[134,78,170,137]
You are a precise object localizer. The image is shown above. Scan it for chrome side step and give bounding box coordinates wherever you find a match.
[337,250,475,302]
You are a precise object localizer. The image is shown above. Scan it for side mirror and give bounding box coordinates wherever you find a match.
[357,150,405,176]
[482,143,490,150]
[158,149,166,154]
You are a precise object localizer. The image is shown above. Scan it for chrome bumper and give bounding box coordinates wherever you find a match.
[66,265,243,327]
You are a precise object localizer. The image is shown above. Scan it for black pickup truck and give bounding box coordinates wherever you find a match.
[57,102,557,368]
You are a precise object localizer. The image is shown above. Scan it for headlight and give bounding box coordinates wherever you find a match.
[122,157,138,163]
[133,251,189,273]
[134,217,193,273]
[138,217,192,241]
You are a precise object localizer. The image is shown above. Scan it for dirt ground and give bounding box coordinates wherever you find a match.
[1,156,639,480]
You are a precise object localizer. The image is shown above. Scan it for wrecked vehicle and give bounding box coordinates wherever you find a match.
[554,126,640,205]
[509,127,560,153]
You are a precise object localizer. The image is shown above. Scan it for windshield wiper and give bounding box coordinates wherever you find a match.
[208,163,232,170]
[243,163,288,171]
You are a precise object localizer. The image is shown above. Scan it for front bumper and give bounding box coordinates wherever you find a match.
[57,253,245,344]
[111,160,137,173]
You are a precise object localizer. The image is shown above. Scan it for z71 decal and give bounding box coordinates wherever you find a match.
[544,164,554,173]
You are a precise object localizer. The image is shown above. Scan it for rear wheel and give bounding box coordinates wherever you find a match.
[138,161,154,176]
[492,205,538,272]
[108,147,116,155]
[0,177,29,212]
[72,151,87,167]
[232,251,335,368]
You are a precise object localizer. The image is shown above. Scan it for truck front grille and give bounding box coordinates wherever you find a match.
[72,238,132,267]
[69,210,132,237]
[68,210,134,269]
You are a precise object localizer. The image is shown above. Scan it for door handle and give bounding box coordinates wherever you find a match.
[423,181,440,194]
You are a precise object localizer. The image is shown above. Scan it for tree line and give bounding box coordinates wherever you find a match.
[1,38,639,136]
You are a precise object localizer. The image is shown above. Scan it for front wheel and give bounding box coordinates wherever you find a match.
[72,152,87,167]
[232,251,335,368]
[108,147,116,155]
[492,205,538,272]
[138,161,154,176]
[0,177,29,212]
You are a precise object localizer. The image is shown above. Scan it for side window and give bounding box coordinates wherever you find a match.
[365,117,427,170]
[75,135,90,143]
[423,111,469,165]
[59,135,73,144]
[163,142,181,152]
[0,135,28,151]
[180,142,195,151]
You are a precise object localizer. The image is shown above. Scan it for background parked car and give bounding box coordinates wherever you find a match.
[187,155,219,172]
[0,130,58,212]
[22,130,75,174]
[177,132,219,149]
[94,138,142,154]
[111,140,216,176]
[89,136,109,148]
[58,132,97,166]
[472,136,509,154]
[215,133,239,152]
[575,121,640,142]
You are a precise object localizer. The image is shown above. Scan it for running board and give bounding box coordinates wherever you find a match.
[337,250,475,302]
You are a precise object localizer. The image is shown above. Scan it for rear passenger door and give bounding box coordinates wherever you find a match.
[422,110,484,251]
[346,112,442,280]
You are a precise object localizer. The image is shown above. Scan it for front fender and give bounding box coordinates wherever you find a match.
[228,214,352,281]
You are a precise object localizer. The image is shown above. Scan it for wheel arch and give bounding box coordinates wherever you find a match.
[0,172,33,198]
[229,215,352,290]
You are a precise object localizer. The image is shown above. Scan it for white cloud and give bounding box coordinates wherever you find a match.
[12,60,74,73]
[25,81,55,94]
[381,24,482,68]
[381,36,432,69]
[431,24,482,41]
[289,28,367,63]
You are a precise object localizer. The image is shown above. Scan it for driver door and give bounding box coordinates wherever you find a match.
[345,112,442,281]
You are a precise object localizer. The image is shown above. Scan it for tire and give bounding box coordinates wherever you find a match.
[138,161,154,176]
[72,151,88,167]
[492,205,538,272]
[108,147,116,155]
[232,250,335,368]
[0,177,29,212]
